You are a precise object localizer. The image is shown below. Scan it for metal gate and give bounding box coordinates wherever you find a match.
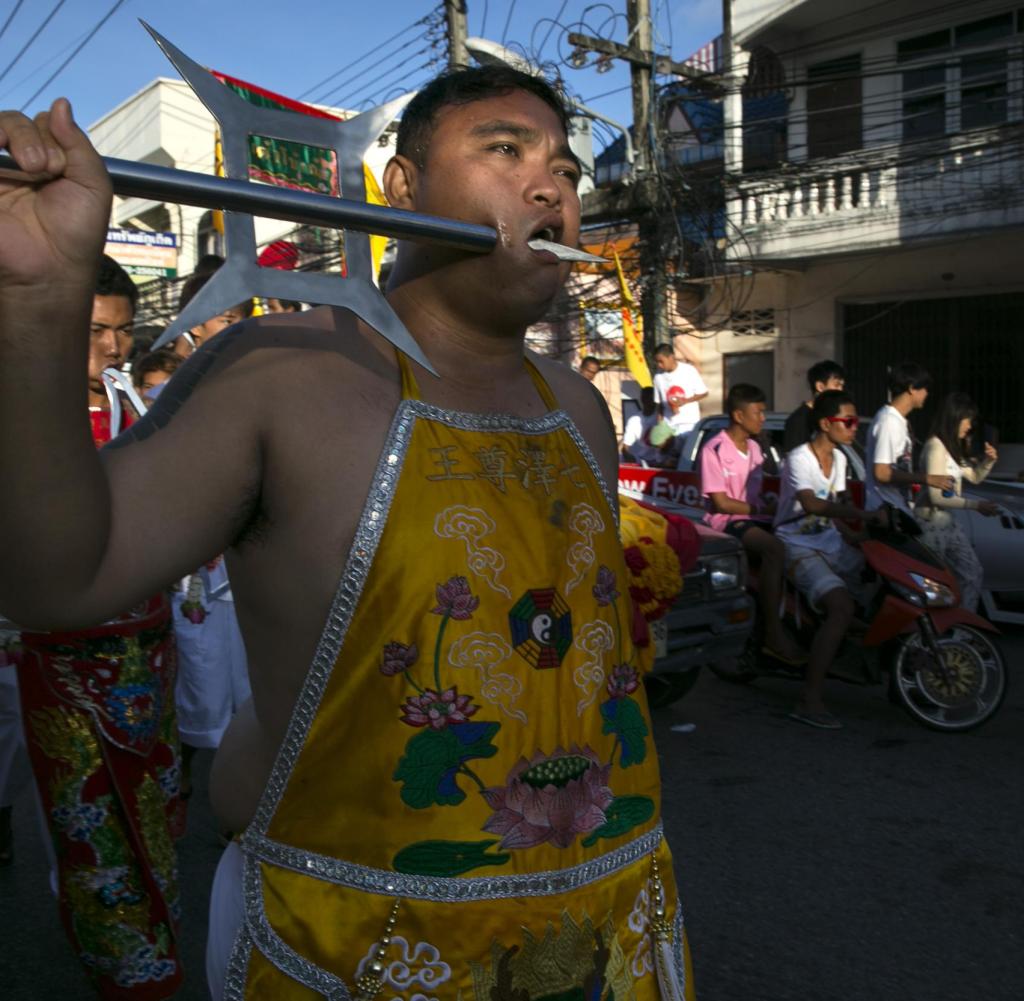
[841,291,1024,443]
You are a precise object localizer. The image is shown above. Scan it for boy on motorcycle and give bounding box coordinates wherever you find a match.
[700,383,804,664]
[774,390,887,729]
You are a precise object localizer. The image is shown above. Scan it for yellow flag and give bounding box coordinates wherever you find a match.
[614,250,652,389]
[363,164,389,284]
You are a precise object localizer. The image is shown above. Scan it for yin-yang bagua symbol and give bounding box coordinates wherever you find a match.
[509,588,573,669]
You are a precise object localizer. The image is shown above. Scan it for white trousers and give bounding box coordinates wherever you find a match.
[206,840,245,1001]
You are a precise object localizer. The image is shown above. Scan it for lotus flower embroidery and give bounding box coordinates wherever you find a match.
[606,663,639,699]
[400,687,480,729]
[481,745,613,849]
[432,576,480,620]
[381,641,419,677]
[592,565,619,607]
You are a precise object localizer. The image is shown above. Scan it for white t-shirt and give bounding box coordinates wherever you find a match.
[774,443,848,559]
[653,363,708,432]
[622,413,662,464]
[866,404,913,513]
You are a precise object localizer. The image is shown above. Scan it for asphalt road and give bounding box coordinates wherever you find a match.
[2,628,1022,1000]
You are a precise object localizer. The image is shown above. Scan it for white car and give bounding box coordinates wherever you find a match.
[668,414,1024,625]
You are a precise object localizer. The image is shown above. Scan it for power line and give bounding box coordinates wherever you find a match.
[19,0,127,112]
[296,17,427,101]
[501,0,518,46]
[0,0,25,45]
[0,0,67,86]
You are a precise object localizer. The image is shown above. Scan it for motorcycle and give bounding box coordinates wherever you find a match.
[711,507,1007,732]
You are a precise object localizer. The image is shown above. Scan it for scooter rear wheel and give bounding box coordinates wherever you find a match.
[891,625,1006,732]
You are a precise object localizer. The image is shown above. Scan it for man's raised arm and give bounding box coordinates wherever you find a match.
[0,101,260,628]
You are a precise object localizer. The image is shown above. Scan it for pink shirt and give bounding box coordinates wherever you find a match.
[700,429,767,532]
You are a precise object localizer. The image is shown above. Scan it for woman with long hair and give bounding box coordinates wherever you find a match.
[915,392,1000,611]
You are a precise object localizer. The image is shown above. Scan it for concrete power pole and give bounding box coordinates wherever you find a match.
[626,0,670,359]
[445,0,469,69]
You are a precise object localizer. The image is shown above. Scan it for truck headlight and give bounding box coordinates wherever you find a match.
[907,572,955,608]
[705,554,742,591]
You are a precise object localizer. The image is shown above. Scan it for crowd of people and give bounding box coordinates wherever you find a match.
[692,358,999,729]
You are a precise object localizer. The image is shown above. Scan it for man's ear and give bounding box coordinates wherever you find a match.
[383,154,419,211]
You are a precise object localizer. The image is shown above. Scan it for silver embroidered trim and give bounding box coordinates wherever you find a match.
[674,906,686,994]
[242,822,663,902]
[241,849,352,1001]
[221,927,254,1001]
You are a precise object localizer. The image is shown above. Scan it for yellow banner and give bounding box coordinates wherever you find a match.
[614,250,651,388]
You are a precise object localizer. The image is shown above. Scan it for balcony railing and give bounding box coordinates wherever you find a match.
[728,124,1024,259]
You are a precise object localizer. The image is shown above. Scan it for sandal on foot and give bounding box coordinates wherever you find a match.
[788,708,842,730]
[762,645,808,667]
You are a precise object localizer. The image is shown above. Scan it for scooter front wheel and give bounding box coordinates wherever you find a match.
[891,625,1006,732]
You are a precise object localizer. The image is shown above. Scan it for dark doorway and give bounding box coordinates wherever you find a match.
[842,291,1024,443]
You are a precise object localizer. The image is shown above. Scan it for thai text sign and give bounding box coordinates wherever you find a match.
[104,228,178,279]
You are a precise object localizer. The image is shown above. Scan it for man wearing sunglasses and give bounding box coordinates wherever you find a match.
[774,391,886,729]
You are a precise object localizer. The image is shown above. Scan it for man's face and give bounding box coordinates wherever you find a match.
[174,304,248,357]
[655,353,677,374]
[822,402,859,445]
[140,369,171,394]
[909,385,929,410]
[88,294,134,393]
[398,89,582,323]
[266,298,298,313]
[580,360,600,381]
[734,401,766,436]
[815,375,845,395]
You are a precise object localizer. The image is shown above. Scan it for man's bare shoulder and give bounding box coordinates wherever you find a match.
[528,352,619,473]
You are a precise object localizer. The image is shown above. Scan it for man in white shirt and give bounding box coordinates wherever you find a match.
[775,390,885,729]
[865,362,953,512]
[653,343,708,434]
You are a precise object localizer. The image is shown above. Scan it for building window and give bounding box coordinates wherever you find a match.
[898,12,1016,141]
[806,54,862,159]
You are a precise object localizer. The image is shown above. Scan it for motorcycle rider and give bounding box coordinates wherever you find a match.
[700,383,804,664]
[774,390,886,729]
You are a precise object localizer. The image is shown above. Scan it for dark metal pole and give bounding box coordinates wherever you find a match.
[0,153,498,253]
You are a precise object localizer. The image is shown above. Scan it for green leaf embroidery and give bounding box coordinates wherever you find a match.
[600,696,649,768]
[581,795,655,847]
[393,838,511,876]
[393,722,500,809]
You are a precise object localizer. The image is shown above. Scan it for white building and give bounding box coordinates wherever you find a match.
[88,77,398,280]
[709,0,1024,442]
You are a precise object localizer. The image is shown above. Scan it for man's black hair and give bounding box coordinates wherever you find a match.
[887,361,931,398]
[131,348,182,390]
[580,355,599,368]
[807,359,845,394]
[96,255,138,310]
[653,343,675,358]
[726,383,766,417]
[396,66,574,168]
[812,389,856,428]
[178,263,254,318]
[930,391,978,465]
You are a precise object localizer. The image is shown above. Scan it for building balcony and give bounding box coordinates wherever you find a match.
[726,124,1024,262]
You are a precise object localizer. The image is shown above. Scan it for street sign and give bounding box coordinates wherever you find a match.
[104,228,179,280]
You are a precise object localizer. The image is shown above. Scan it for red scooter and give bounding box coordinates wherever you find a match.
[712,507,1007,732]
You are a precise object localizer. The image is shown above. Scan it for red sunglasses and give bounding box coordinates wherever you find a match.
[826,416,860,429]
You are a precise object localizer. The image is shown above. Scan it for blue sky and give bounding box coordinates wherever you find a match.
[0,0,720,153]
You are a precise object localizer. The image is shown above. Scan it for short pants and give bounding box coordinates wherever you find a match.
[723,519,773,541]
[786,543,864,609]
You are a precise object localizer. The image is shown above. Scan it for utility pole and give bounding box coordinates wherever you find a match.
[445,0,469,69]
[571,0,724,361]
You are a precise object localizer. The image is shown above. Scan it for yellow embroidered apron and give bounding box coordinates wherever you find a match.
[226,357,695,1001]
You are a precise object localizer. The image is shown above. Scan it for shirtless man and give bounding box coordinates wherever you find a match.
[0,68,691,999]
